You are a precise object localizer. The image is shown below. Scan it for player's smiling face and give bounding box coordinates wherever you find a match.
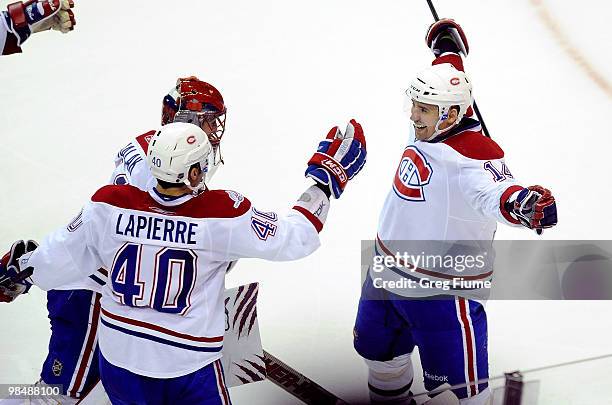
[410,100,440,140]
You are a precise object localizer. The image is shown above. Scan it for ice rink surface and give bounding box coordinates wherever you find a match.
[1,0,611,403]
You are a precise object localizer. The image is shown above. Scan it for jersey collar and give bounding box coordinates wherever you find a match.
[426,117,482,144]
[148,187,195,207]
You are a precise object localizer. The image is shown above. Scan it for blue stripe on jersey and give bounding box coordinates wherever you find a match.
[89,274,106,286]
[100,318,223,352]
[151,187,190,201]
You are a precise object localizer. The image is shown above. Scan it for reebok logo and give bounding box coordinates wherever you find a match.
[424,370,448,383]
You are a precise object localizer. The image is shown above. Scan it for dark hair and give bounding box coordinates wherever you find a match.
[157,179,183,189]
[156,163,202,189]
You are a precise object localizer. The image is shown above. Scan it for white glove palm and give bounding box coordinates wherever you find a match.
[30,0,76,33]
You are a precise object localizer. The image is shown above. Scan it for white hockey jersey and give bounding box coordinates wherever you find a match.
[47,130,158,294]
[110,130,157,190]
[371,120,523,298]
[27,170,323,379]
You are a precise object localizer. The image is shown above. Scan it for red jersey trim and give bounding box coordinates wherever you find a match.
[292,206,323,233]
[68,294,101,398]
[442,131,504,160]
[101,308,223,342]
[499,185,523,224]
[2,33,22,55]
[135,130,157,155]
[91,185,252,219]
[456,298,478,397]
[432,53,465,72]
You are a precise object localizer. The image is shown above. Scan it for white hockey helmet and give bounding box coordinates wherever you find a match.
[147,122,213,192]
[406,63,472,137]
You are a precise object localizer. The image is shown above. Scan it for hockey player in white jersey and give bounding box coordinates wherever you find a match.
[1,0,75,55]
[0,77,230,405]
[353,19,557,404]
[110,76,228,191]
[0,113,366,403]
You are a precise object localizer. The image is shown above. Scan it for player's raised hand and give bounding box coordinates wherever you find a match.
[0,240,38,303]
[426,18,469,56]
[305,119,367,199]
[3,0,75,46]
[31,0,76,33]
[510,185,558,235]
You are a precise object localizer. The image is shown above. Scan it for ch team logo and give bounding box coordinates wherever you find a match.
[392,146,433,201]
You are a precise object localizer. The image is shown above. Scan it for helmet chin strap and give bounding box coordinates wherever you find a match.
[185,179,207,195]
[423,106,457,141]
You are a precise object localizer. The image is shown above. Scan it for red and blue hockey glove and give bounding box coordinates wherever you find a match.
[426,18,469,56]
[508,185,557,234]
[2,0,75,47]
[305,119,367,199]
[0,240,37,303]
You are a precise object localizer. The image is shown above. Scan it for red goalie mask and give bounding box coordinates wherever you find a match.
[161,76,227,148]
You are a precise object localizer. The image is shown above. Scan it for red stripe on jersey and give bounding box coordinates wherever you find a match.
[458,298,477,397]
[499,185,524,225]
[135,130,157,155]
[91,186,252,219]
[442,131,504,160]
[214,360,230,405]
[101,308,223,342]
[432,53,465,72]
[292,206,323,233]
[69,294,101,398]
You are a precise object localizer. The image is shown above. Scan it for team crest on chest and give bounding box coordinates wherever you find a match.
[392,146,433,201]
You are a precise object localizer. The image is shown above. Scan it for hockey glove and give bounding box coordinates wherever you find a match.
[0,240,38,303]
[2,0,75,47]
[426,18,469,56]
[507,185,557,234]
[305,119,366,199]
